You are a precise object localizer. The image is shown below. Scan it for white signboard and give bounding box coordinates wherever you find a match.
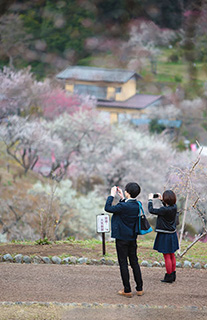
[96,214,110,233]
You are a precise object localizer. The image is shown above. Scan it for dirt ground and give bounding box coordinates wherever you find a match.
[0,264,207,320]
[0,241,154,260]
[0,242,112,259]
[0,243,207,320]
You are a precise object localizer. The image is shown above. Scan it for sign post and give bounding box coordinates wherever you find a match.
[102,232,106,256]
[96,214,110,256]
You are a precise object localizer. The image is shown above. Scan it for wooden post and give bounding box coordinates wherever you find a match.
[102,232,106,256]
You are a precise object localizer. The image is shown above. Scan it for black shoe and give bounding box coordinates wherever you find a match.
[161,273,173,283]
[172,271,176,282]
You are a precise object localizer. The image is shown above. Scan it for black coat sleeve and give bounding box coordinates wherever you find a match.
[105,196,124,214]
[148,200,166,216]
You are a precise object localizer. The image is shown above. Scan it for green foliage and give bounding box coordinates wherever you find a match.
[195,35,207,62]
[201,122,207,131]
[184,224,197,237]
[168,53,179,63]
[174,74,182,83]
[96,0,184,30]
[203,109,207,118]
[176,140,187,152]
[11,239,33,245]
[81,239,102,247]
[15,0,95,75]
[149,119,166,134]
[21,0,95,53]
[0,0,205,84]
[66,236,76,242]
[183,81,204,99]
[34,237,52,245]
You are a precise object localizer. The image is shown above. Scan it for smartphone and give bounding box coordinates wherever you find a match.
[153,193,159,198]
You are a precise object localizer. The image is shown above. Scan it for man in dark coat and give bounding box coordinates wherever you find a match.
[105,182,143,298]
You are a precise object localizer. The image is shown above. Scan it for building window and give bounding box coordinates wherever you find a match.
[74,84,107,99]
[116,87,121,93]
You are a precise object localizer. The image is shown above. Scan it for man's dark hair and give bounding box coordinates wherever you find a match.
[163,190,176,206]
[125,182,141,198]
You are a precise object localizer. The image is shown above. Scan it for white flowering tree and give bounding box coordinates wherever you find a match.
[0,115,63,174]
[0,109,112,181]
[0,67,50,119]
[165,144,207,255]
[45,109,113,182]
[97,123,176,196]
[29,179,104,239]
[118,20,176,72]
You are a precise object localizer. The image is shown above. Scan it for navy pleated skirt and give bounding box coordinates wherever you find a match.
[153,232,179,254]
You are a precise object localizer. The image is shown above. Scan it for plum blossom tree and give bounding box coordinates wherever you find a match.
[145,104,181,120]
[117,19,176,72]
[0,67,50,119]
[0,67,97,122]
[97,123,176,198]
[41,89,96,120]
[0,115,63,174]
[165,144,207,255]
[0,107,112,181]
[44,116,178,201]
[0,66,99,126]
[29,179,104,239]
[45,109,112,182]
[175,98,207,143]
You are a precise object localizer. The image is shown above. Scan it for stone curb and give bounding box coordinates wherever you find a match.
[0,254,207,269]
[0,301,206,311]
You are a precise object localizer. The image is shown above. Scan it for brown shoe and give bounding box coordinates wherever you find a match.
[118,290,132,298]
[136,290,144,296]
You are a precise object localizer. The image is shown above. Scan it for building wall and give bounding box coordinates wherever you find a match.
[97,105,146,124]
[64,77,136,101]
[115,77,136,101]
[97,97,163,124]
[65,84,74,92]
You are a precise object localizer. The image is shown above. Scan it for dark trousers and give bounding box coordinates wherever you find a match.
[116,239,143,293]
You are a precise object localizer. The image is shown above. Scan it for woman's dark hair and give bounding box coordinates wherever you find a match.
[125,182,141,198]
[162,190,176,206]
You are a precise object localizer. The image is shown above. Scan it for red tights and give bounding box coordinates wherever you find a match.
[163,253,176,274]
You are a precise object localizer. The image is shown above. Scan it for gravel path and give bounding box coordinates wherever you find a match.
[0,264,207,320]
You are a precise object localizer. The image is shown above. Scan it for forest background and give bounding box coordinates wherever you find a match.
[0,0,207,247]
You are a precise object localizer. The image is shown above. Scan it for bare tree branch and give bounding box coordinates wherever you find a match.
[179,232,207,257]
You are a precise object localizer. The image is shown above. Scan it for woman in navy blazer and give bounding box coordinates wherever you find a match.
[105,182,143,298]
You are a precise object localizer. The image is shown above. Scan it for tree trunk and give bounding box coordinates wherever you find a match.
[178,188,189,255]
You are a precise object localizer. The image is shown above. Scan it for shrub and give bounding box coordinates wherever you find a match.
[174,75,183,83]
[168,53,179,62]
[149,119,166,134]
[184,224,197,237]
[176,140,187,151]
[35,237,52,245]
[201,122,207,131]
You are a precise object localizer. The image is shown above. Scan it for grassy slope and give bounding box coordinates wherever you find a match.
[88,48,207,94]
